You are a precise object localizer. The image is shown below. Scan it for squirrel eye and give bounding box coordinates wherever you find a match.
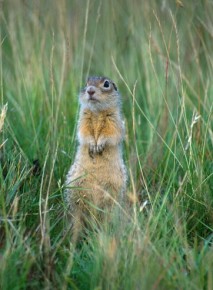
[103,80,110,88]
[112,82,117,91]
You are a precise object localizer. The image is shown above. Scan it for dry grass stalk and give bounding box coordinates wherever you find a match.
[0,103,7,148]
[0,103,7,133]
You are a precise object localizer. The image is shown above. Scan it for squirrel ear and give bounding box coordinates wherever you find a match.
[112,82,117,91]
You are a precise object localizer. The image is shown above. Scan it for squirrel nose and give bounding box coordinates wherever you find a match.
[87,86,95,96]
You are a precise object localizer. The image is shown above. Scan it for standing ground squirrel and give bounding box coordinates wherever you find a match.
[65,76,127,232]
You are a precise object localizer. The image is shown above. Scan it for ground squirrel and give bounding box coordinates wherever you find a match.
[65,76,127,232]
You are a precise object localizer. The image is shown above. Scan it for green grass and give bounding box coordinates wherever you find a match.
[0,0,213,289]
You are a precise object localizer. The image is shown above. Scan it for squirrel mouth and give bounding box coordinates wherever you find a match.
[88,96,98,101]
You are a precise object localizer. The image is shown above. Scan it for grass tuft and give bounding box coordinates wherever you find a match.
[0,0,213,289]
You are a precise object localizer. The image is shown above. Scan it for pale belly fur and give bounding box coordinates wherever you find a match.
[65,145,127,212]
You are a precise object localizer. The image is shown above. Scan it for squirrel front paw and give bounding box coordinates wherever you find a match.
[89,141,96,157]
[96,143,105,154]
[88,140,105,157]
[89,143,96,155]
[96,139,106,154]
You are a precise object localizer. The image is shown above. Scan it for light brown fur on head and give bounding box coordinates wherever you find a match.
[79,76,120,112]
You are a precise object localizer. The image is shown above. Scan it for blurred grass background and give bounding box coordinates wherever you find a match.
[0,0,213,289]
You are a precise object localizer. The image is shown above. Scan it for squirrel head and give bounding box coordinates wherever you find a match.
[79,76,121,111]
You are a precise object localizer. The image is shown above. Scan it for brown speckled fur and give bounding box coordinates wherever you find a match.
[65,76,127,234]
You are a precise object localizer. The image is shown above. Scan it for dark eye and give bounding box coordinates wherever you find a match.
[103,80,110,88]
[112,82,117,91]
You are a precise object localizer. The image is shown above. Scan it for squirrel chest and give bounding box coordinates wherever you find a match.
[79,109,118,144]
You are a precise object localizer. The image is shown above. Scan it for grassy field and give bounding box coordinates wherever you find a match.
[0,0,213,289]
